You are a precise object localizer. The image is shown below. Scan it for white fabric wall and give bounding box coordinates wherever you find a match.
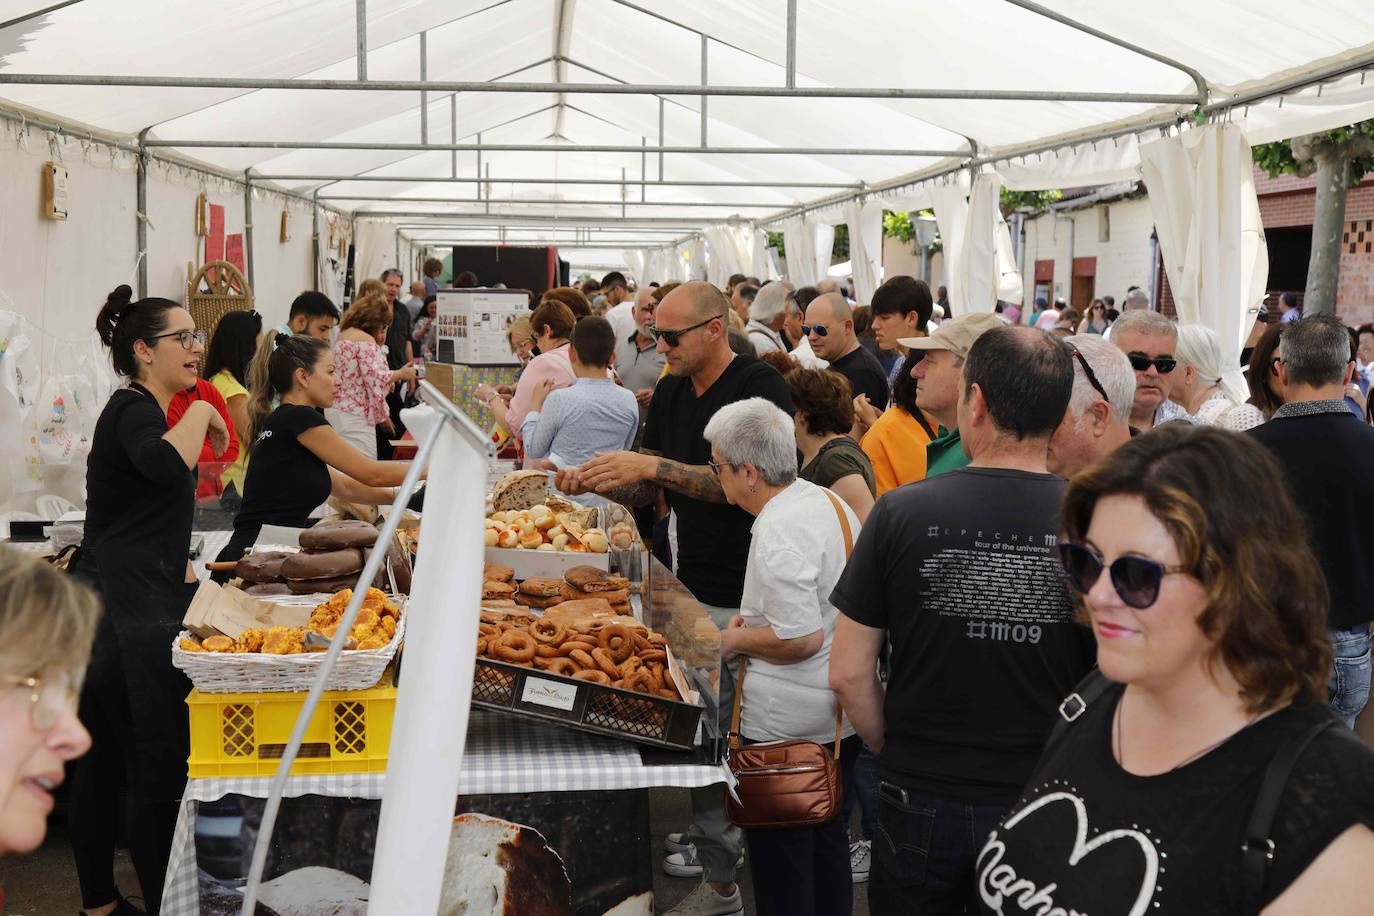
[354,219,400,293]
[842,201,884,304]
[249,188,318,328]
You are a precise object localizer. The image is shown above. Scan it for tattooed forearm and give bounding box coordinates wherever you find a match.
[656,458,727,503]
[602,480,660,508]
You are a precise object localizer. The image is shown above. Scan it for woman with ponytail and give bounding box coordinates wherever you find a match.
[70,285,228,916]
[212,333,417,579]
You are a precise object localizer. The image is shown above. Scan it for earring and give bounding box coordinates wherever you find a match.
[749,484,757,494]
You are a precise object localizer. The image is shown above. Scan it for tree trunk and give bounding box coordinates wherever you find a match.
[1305,143,1352,316]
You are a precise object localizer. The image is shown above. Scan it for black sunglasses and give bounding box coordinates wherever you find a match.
[649,315,717,348]
[1069,347,1110,405]
[1126,352,1177,374]
[800,323,830,337]
[1057,541,1188,609]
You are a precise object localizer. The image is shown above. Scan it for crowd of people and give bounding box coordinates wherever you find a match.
[3,259,1374,916]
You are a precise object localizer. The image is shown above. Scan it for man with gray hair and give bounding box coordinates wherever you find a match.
[1251,314,1374,727]
[729,282,758,327]
[746,281,789,354]
[1047,334,1136,479]
[1111,309,1192,430]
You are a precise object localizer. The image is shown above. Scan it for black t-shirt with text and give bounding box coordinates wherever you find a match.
[829,345,890,411]
[234,404,333,534]
[831,467,1096,805]
[977,683,1374,914]
[643,356,793,608]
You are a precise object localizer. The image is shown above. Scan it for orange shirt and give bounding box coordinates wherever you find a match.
[861,406,933,496]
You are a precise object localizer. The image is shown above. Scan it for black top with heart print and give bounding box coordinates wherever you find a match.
[975,680,1374,914]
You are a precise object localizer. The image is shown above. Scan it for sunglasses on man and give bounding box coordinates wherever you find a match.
[1058,541,1187,609]
[649,315,717,348]
[800,323,830,337]
[1126,352,1177,374]
[1069,347,1110,405]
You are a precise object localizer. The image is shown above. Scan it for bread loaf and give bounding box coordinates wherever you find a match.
[491,470,550,512]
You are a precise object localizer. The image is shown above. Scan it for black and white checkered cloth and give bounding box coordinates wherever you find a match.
[162,709,722,914]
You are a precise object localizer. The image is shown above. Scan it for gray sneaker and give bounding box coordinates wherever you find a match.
[850,839,872,883]
[662,843,745,878]
[663,880,744,916]
[664,831,692,855]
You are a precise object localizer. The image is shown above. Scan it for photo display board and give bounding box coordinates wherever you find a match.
[434,288,530,365]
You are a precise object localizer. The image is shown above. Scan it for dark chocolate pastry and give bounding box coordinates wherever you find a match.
[299,519,380,551]
[281,547,364,581]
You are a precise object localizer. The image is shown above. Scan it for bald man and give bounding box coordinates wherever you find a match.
[805,292,890,410]
[557,281,792,906]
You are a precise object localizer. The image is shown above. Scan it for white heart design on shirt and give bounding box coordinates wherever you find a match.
[977,791,1159,916]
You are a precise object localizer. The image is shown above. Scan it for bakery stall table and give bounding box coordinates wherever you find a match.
[162,709,724,915]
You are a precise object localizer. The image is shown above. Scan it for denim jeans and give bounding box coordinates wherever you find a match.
[868,783,1008,916]
[1328,624,1372,728]
[840,743,879,841]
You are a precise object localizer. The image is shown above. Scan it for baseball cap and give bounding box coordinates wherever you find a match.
[898,311,1005,359]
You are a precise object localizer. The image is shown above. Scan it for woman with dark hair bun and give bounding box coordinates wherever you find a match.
[211,333,417,581]
[975,425,1374,915]
[70,285,228,916]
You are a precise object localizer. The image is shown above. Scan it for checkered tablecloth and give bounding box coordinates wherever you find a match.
[162,709,723,915]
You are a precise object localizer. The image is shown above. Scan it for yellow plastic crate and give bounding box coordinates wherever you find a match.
[186,679,396,778]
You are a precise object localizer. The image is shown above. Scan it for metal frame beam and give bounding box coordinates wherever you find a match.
[0,72,1198,104]
[364,212,724,224]
[355,0,367,81]
[321,195,789,208]
[256,174,861,189]
[416,239,693,247]
[785,0,797,89]
[144,138,962,156]
[0,0,87,32]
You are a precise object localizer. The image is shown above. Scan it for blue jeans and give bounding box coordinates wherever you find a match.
[869,783,1007,916]
[840,743,879,841]
[1328,624,1372,728]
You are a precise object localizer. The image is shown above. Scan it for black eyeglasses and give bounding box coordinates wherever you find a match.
[800,323,830,337]
[1069,347,1110,405]
[707,460,734,476]
[147,329,207,351]
[649,316,717,348]
[1126,352,1177,374]
[1057,541,1188,609]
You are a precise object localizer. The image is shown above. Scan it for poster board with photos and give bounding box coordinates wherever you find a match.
[434,288,529,365]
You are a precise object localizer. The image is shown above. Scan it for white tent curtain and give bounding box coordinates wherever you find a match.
[622,249,648,284]
[1140,123,1269,397]
[957,172,1003,313]
[843,200,885,304]
[930,172,973,314]
[748,228,772,282]
[703,225,752,288]
[353,220,398,291]
[782,217,835,287]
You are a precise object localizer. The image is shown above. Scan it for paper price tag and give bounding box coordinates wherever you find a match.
[520,676,578,712]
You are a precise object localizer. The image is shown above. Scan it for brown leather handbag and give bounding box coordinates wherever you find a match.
[724,489,852,829]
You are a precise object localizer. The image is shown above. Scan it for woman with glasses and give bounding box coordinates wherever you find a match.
[0,549,99,873]
[70,285,230,916]
[1247,323,1287,420]
[476,297,579,443]
[1077,299,1110,335]
[976,426,1374,915]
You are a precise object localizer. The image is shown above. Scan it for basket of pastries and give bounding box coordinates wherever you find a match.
[172,587,406,693]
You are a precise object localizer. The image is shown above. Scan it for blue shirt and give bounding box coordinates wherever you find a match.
[520,377,640,483]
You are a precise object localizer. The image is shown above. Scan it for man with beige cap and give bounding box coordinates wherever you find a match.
[898,311,1006,478]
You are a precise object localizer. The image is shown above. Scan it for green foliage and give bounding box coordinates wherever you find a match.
[831,224,849,263]
[1000,187,1061,215]
[883,210,915,243]
[1254,120,1374,181]
[766,230,785,258]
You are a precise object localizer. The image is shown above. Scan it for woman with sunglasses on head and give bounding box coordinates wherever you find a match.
[976,425,1374,915]
[0,550,100,911]
[1247,322,1288,420]
[70,286,230,916]
[212,335,417,580]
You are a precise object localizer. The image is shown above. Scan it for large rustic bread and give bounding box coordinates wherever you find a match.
[440,813,572,916]
[491,470,549,512]
[518,576,565,597]
[563,565,628,593]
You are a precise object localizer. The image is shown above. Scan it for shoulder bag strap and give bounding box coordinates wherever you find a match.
[1240,716,1339,912]
[821,488,854,757]
[1042,669,1114,754]
[911,405,936,441]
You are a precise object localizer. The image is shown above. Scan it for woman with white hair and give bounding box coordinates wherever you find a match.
[1173,324,1265,431]
[703,397,861,916]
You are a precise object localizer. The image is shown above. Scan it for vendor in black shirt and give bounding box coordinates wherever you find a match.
[830,326,1094,915]
[69,285,230,916]
[977,426,1374,915]
[213,334,415,577]
[557,281,792,909]
[803,291,890,411]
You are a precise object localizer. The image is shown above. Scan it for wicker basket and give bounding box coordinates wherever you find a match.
[172,595,406,694]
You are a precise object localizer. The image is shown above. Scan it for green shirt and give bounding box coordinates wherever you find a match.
[925,427,971,478]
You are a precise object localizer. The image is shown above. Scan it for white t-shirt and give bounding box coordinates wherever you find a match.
[790,334,829,369]
[606,300,636,341]
[738,479,858,744]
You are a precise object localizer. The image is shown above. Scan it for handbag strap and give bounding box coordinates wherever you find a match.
[729,488,854,756]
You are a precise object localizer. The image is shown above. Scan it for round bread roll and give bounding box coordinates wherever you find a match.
[235,551,290,584]
[287,574,359,595]
[299,519,379,550]
[281,547,364,581]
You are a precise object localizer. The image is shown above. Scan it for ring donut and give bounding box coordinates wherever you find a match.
[647,633,668,648]
[546,657,578,677]
[569,648,596,671]
[477,636,487,656]
[638,649,667,664]
[530,619,566,645]
[572,669,611,684]
[479,623,501,638]
[632,632,654,653]
[598,625,635,663]
[618,655,643,679]
[623,671,657,694]
[591,647,622,679]
[535,644,558,658]
[494,629,537,663]
[533,655,554,669]
[557,641,597,658]
[658,688,680,700]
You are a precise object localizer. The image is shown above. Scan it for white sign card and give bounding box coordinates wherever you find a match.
[434,288,530,365]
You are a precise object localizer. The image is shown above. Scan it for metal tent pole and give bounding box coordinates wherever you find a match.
[144,138,965,156]
[355,0,368,80]
[243,169,255,291]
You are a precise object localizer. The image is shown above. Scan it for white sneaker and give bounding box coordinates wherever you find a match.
[664,831,692,855]
[850,838,872,883]
[663,880,744,916]
[662,843,746,878]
